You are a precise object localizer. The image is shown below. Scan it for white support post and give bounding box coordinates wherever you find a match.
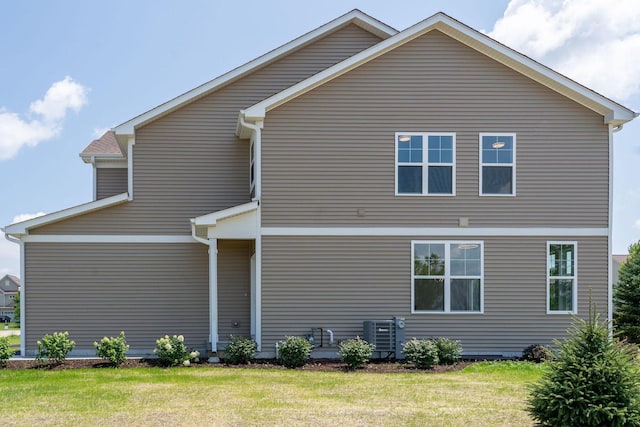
[209,239,218,351]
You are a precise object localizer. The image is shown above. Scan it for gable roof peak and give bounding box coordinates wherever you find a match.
[241,11,635,126]
[112,9,397,138]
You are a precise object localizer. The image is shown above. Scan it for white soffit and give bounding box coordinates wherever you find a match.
[113,10,397,135]
[3,193,129,236]
[243,13,636,125]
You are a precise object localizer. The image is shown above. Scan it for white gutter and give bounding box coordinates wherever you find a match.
[190,219,210,246]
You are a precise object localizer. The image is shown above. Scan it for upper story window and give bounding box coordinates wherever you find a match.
[396,133,455,196]
[547,242,577,314]
[412,241,483,313]
[480,133,515,196]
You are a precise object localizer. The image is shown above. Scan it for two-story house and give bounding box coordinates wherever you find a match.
[3,10,636,357]
[0,275,19,321]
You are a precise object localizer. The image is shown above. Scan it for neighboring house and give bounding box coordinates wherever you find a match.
[613,254,629,286]
[0,275,19,321]
[3,10,637,357]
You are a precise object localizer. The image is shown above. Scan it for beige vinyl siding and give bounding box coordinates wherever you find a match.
[261,30,609,228]
[32,24,383,236]
[23,242,209,355]
[96,168,128,200]
[218,240,252,339]
[261,235,608,354]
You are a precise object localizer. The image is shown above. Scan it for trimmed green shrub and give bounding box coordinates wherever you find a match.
[223,336,257,365]
[0,337,13,367]
[338,337,375,370]
[36,331,75,364]
[277,336,312,368]
[94,331,129,367]
[402,338,439,369]
[153,335,200,367]
[528,310,640,426]
[432,337,462,365]
[521,344,553,363]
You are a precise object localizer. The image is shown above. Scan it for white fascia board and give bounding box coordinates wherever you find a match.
[79,153,125,164]
[114,10,397,135]
[4,193,129,236]
[243,12,636,125]
[193,201,259,226]
[261,227,608,237]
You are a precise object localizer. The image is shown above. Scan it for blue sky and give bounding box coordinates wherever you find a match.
[1,0,639,276]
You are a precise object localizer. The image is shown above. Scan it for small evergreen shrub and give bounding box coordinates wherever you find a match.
[528,310,640,426]
[338,337,375,370]
[223,336,257,365]
[0,337,13,367]
[277,336,312,368]
[432,337,462,365]
[402,338,439,369]
[94,331,129,367]
[153,335,200,367]
[36,331,76,364]
[521,344,553,363]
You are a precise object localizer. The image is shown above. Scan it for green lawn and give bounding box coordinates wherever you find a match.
[6,334,20,348]
[0,361,542,426]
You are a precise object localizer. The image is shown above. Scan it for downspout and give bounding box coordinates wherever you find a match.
[239,111,264,352]
[608,124,614,328]
[2,229,25,355]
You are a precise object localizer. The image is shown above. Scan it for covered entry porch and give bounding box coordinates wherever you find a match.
[191,201,259,352]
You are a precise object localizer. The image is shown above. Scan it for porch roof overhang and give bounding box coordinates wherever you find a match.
[192,201,258,240]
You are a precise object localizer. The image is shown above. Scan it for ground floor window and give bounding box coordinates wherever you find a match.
[412,241,483,313]
[547,241,577,313]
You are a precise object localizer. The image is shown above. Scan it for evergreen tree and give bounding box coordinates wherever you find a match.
[528,308,640,426]
[614,241,640,342]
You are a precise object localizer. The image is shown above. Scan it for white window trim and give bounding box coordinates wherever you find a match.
[411,240,484,314]
[395,132,456,196]
[546,241,578,315]
[479,133,516,197]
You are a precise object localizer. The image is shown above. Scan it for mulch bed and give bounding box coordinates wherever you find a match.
[2,358,475,373]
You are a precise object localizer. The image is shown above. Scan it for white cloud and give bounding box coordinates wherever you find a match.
[0,76,89,161]
[488,0,640,101]
[11,212,46,224]
[0,212,47,277]
[92,127,111,139]
[634,219,640,230]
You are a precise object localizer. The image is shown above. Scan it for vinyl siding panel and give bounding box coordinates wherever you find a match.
[96,168,128,200]
[23,243,209,354]
[261,30,609,228]
[218,240,252,339]
[261,235,608,354]
[32,24,383,235]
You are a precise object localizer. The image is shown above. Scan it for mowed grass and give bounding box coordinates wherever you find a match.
[0,361,542,426]
[5,334,20,348]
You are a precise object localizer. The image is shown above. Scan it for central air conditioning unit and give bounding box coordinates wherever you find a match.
[363,316,406,359]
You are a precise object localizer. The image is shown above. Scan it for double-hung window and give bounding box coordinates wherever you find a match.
[480,133,515,195]
[547,242,577,314]
[412,241,483,313]
[396,133,455,195]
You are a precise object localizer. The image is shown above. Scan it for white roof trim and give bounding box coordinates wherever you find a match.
[243,12,636,126]
[192,201,259,227]
[3,193,129,236]
[113,10,397,135]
